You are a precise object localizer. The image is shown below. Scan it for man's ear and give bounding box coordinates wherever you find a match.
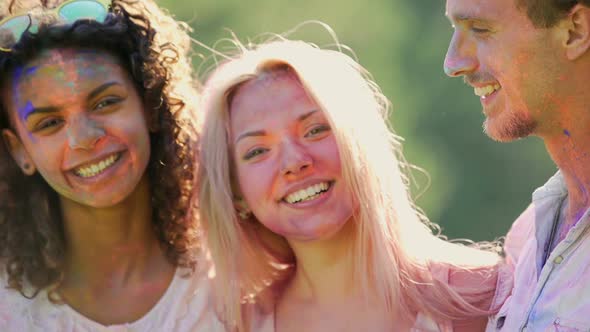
[561,4,590,60]
[2,129,36,176]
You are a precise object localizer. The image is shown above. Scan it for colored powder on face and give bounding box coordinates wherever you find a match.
[11,66,24,110]
[73,50,115,76]
[12,65,40,121]
[24,66,38,76]
[35,65,63,78]
[564,129,571,137]
[18,101,37,142]
[9,66,36,141]
[18,101,35,121]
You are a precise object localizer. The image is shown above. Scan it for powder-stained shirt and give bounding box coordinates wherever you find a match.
[486,171,590,331]
[252,262,512,332]
[0,266,223,332]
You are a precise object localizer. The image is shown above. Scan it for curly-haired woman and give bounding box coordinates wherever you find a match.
[0,0,220,330]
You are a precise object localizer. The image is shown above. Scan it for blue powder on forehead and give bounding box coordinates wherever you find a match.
[11,66,24,118]
[19,101,35,121]
[12,66,23,88]
[10,66,36,121]
[25,66,38,76]
[564,129,571,137]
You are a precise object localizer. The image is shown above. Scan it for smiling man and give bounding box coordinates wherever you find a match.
[444,0,590,330]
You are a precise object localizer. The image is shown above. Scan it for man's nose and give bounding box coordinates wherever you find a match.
[444,31,478,77]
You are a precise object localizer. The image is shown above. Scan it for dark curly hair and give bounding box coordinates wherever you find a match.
[516,0,590,27]
[0,0,202,298]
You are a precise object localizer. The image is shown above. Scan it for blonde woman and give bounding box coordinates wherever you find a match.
[198,39,511,331]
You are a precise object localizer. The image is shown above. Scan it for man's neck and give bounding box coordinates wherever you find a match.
[544,115,590,236]
[539,71,590,223]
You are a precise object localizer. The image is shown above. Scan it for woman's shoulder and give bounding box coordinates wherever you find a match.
[422,262,504,332]
[427,247,513,332]
[428,237,513,310]
[0,263,223,331]
[429,255,512,309]
[244,302,274,332]
[134,265,223,331]
[0,268,28,307]
[426,236,503,283]
[0,270,38,331]
[1,270,82,332]
[412,312,448,332]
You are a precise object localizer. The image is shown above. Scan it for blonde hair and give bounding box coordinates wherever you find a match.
[198,38,500,331]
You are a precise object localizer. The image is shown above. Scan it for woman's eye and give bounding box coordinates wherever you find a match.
[36,118,63,131]
[305,124,331,138]
[94,97,122,111]
[243,148,268,160]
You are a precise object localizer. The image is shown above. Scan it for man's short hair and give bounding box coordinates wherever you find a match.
[517,0,590,27]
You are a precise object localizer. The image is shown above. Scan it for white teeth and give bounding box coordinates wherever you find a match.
[474,84,501,98]
[284,182,330,204]
[74,154,119,178]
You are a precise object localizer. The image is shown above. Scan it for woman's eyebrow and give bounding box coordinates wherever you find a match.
[234,109,319,145]
[86,81,122,101]
[297,110,318,122]
[23,105,60,120]
[235,130,266,145]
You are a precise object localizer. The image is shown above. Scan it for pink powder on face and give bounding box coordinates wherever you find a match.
[7,49,151,208]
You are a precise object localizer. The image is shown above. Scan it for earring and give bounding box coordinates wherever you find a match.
[235,199,252,220]
[21,162,35,175]
[238,209,252,220]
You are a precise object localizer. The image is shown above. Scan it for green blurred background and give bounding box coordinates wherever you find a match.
[160,0,556,241]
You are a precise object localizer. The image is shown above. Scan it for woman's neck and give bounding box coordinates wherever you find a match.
[285,220,358,304]
[275,221,414,331]
[59,175,170,290]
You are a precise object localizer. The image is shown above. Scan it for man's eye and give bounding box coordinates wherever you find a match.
[471,26,490,34]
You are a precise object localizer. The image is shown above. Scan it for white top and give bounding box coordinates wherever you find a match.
[486,171,590,331]
[0,267,224,332]
[253,310,444,332]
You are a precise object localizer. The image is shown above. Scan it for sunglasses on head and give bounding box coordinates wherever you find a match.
[0,0,111,52]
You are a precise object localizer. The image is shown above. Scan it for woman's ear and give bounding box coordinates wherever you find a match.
[2,129,36,176]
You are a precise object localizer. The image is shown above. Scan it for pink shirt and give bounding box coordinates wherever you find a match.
[252,262,511,331]
[486,172,590,331]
